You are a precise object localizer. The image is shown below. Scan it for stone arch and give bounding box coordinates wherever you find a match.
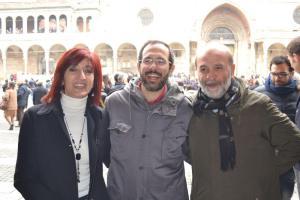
[6,45,24,75]
[94,43,113,70]
[267,43,287,68]
[201,3,251,76]
[117,43,137,73]
[74,43,89,49]
[169,42,186,74]
[27,45,45,74]
[49,44,67,74]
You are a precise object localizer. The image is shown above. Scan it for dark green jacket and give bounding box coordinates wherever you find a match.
[189,79,300,200]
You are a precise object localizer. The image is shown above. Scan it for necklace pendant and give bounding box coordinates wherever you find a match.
[76,153,81,160]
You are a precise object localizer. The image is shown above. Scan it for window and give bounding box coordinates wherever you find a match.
[6,17,13,34]
[49,15,57,33]
[77,17,83,32]
[27,16,34,33]
[37,15,45,33]
[138,9,153,26]
[209,27,235,40]
[293,7,300,24]
[59,15,67,32]
[16,16,23,34]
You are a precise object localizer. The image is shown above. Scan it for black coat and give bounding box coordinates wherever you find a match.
[32,86,48,105]
[14,100,110,200]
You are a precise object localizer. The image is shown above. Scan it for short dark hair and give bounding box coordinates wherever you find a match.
[137,40,175,67]
[269,55,293,72]
[287,36,300,56]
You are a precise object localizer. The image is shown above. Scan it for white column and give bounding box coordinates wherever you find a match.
[45,52,50,75]
[263,42,269,76]
[3,17,6,34]
[113,51,118,73]
[23,15,27,34]
[12,16,16,34]
[3,54,7,79]
[24,51,28,75]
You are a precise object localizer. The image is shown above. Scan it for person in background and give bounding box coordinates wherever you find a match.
[255,55,299,200]
[287,36,300,199]
[189,42,300,200]
[105,40,192,200]
[32,81,48,105]
[16,81,31,127]
[14,48,110,200]
[2,79,8,92]
[107,72,126,95]
[3,81,17,130]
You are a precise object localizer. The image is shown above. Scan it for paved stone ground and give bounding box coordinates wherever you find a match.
[0,105,298,200]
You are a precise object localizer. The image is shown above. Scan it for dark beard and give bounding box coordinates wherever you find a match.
[141,71,169,91]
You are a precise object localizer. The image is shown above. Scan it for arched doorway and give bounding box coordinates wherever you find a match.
[28,45,45,74]
[117,43,137,74]
[94,43,113,74]
[200,3,250,76]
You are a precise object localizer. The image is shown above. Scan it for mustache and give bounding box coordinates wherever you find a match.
[145,71,162,77]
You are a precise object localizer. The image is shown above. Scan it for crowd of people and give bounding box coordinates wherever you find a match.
[0,36,299,200]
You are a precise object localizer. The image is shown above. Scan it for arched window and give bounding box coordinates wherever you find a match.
[27,16,34,33]
[37,15,45,33]
[6,17,13,34]
[49,15,57,33]
[77,17,83,32]
[16,16,23,34]
[209,27,235,40]
[59,15,67,32]
[86,16,91,32]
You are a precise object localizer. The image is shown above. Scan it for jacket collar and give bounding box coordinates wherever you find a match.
[125,77,185,116]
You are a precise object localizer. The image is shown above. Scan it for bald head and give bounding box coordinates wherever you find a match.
[195,42,235,99]
[195,42,233,68]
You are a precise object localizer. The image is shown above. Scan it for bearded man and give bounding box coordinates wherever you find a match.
[188,42,300,200]
[105,40,193,200]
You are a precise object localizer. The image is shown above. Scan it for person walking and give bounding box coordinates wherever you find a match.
[3,81,17,130]
[16,81,31,126]
[189,42,300,200]
[14,48,110,200]
[105,40,192,200]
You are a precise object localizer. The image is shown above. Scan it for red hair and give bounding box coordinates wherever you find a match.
[42,47,102,105]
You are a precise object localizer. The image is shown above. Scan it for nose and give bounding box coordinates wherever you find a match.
[205,70,216,80]
[78,69,87,79]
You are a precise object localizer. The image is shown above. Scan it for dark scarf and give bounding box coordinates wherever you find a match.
[193,79,240,171]
[265,75,297,96]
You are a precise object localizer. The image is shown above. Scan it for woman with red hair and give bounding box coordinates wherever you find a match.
[14,47,110,200]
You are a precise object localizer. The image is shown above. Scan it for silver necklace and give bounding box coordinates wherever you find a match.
[64,116,86,183]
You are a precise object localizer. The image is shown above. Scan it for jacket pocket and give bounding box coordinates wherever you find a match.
[162,129,187,160]
[108,122,131,160]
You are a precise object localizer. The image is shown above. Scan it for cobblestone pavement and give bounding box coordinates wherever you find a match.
[0,107,298,200]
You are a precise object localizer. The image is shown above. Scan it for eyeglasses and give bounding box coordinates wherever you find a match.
[270,72,289,78]
[140,57,170,66]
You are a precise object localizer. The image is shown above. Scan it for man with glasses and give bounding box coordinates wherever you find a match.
[287,36,300,200]
[105,40,193,200]
[256,55,299,200]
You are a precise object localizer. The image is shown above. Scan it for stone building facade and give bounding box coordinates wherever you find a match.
[0,0,299,80]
